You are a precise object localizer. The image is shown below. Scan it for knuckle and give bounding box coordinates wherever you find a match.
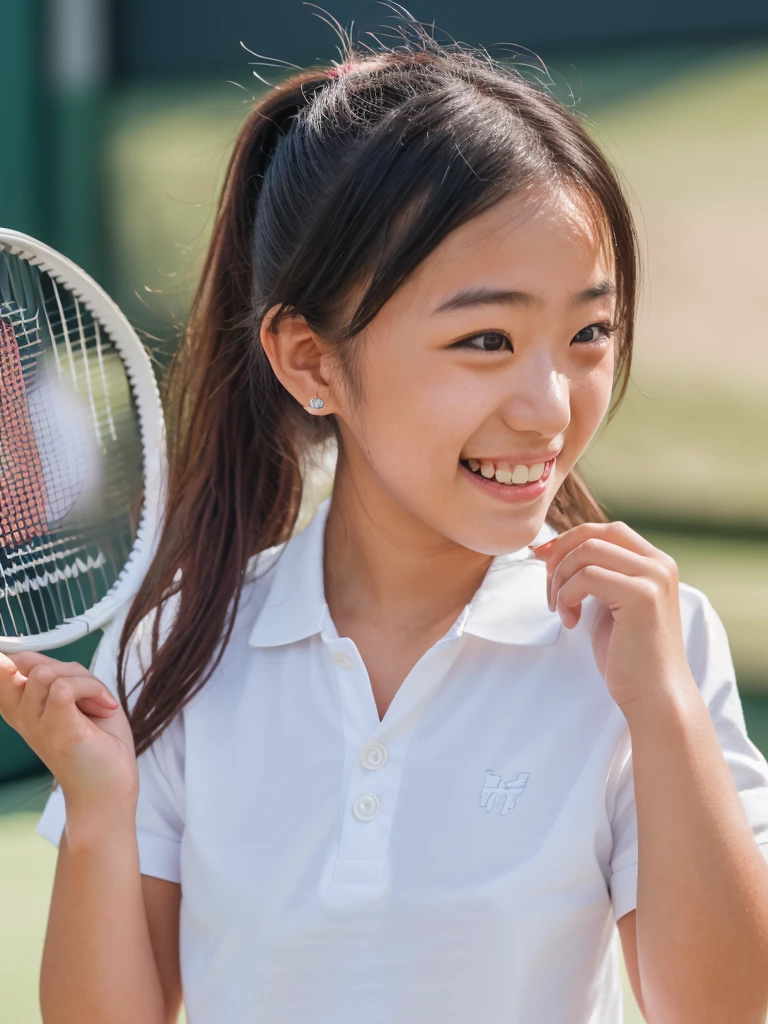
[581,537,604,556]
[660,552,679,579]
[634,578,659,603]
[29,665,56,687]
[649,553,677,586]
[582,564,603,582]
[609,520,634,541]
[47,678,74,705]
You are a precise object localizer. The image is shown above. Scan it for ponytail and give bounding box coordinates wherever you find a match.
[118,71,333,757]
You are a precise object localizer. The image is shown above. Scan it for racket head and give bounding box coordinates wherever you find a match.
[0,229,166,652]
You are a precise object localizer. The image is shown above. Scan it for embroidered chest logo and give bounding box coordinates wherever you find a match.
[480,769,531,815]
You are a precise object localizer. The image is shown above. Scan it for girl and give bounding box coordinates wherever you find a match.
[3,22,768,1024]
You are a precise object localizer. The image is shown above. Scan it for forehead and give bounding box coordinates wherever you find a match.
[409,187,614,307]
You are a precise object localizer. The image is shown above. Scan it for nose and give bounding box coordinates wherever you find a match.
[499,355,570,440]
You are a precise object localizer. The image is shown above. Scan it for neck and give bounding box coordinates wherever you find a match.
[323,462,493,638]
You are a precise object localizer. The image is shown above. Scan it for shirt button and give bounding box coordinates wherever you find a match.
[331,651,354,670]
[359,741,388,770]
[352,793,380,822]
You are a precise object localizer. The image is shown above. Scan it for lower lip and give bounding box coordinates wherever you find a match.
[460,458,555,503]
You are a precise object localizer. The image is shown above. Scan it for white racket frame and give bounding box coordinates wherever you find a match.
[0,229,167,652]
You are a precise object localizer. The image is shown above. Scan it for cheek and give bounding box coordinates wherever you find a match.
[356,349,475,481]
[570,356,615,442]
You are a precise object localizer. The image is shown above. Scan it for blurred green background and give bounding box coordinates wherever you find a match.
[2,2,767,1022]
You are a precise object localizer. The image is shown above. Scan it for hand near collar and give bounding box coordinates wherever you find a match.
[530,521,696,713]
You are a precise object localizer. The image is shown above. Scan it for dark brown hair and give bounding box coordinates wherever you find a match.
[118,26,639,758]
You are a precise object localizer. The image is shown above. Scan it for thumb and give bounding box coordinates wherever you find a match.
[76,694,121,718]
[4,651,56,678]
[0,651,26,683]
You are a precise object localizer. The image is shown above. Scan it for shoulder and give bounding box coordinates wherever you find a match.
[92,539,290,710]
[676,580,725,650]
[245,539,286,586]
[674,580,744,710]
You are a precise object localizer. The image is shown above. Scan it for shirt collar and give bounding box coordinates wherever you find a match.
[248,496,561,649]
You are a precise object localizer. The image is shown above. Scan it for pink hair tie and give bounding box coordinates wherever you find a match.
[327,60,360,78]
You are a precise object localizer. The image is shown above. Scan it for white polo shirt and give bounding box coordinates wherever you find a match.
[37,496,768,1023]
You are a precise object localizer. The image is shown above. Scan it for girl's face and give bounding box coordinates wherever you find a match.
[330,187,618,555]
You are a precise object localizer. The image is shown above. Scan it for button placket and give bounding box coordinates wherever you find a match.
[331,733,401,885]
[325,621,469,896]
[352,793,380,821]
[359,741,388,770]
[323,625,380,738]
[330,651,354,671]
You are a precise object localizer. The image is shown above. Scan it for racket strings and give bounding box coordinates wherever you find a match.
[6,288,125,452]
[0,302,45,386]
[0,248,144,639]
[0,317,50,547]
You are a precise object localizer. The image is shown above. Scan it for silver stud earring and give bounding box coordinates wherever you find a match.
[309,395,324,410]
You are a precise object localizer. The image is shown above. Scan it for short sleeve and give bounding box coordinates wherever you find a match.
[608,584,768,923]
[35,599,186,884]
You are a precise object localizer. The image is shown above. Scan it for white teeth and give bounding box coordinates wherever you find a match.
[465,458,549,485]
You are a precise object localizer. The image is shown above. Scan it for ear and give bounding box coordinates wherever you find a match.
[259,304,337,415]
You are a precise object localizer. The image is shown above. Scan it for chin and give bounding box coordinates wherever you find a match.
[467,531,542,557]
[393,478,549,555]
[446,510,548,557]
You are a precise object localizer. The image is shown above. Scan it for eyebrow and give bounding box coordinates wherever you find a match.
[431,280,617,314]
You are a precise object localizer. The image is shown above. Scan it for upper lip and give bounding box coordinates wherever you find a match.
[461,451,561,467]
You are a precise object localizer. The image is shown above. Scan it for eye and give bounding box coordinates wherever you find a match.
[571,321,617,345]
[453,331,513,353]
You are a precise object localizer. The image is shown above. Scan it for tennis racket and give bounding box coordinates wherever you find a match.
[0,229,166,652]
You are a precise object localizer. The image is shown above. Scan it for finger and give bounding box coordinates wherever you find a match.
[73,695,123,719]
[4,651,85,678]
[0,650,32,682]
[532,520,658,569]
[0,653,28,721]
[20,660,113,721]
[556,565,656,628]
[43,674,118,714]
[548,537,651,613]
[4,651,61,676]
[38,675,119,746]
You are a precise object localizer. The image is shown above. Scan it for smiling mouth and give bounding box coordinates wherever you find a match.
[459,457,554,487]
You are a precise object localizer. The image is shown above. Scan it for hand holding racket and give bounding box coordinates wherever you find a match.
[0,227,165,806]
[0,650,138,810]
